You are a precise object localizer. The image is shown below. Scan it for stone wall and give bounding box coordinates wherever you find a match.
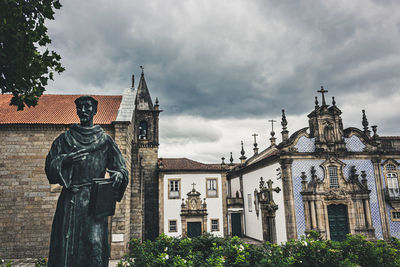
[0,125,68,258]
[110,122,133,259]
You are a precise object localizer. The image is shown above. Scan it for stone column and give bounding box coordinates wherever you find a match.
[310,200,317,229]
[280,158,297,239]
[303,200,311,231]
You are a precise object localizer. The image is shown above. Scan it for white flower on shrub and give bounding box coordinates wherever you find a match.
[164,254,169,260]
[164,247,168,252]
[122,260,130,267]
[239,244,244,251]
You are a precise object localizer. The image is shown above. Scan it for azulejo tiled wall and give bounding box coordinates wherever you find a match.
[295,136,316,152]
[343,159,383,239]
[380,160,400,238]
[291,159,383,239]
[291,159,324,238]
[344,136,366,152]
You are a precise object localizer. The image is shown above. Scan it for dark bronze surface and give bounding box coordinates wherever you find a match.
[45,96,128,267]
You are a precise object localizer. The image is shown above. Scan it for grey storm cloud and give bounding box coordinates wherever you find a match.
[46,0,400,121]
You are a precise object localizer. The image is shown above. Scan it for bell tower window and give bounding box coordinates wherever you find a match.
[138,121,148,140]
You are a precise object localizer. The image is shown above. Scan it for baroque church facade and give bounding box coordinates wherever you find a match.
[228,88,400,243]
[0,74,400,259]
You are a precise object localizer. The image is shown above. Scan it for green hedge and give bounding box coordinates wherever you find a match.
[118,232,400,267]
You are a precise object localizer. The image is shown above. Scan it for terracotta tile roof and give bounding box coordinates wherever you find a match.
[158,158,223,171]
[0,94,122,125]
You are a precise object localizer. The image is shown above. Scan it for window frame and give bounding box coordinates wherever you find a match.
[328,166,339,189]
[391,210,400,222]
[210,219,219,232]
[168,178,181,199]
[383,161,400,199]
[206,178,218,198]
[169,220,178,232]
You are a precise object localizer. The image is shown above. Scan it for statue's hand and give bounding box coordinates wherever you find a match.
[62,149,89,167]
[108,170,124,199]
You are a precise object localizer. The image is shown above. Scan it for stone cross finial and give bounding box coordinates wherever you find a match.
[317,86,328,106]
[252,133,258,148]
[252,133,259,155]
[269,119,277,135]
[264,179,281,202]
[191,182,196,190]
[269,119,277,145]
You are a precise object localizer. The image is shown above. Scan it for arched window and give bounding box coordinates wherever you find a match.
[386,164,396,171]
[138,121,148,139]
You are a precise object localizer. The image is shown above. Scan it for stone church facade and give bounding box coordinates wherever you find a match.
[1,74,400,259]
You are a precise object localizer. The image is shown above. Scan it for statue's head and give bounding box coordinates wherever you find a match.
[74,96,98,126]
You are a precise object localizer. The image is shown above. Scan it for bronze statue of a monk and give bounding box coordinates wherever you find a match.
[45,96,128,267]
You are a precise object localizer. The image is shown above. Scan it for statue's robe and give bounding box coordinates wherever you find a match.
[45,124,128,267]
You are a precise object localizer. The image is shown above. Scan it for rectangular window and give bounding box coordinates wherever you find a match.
[169,220,177,232]
[168,179,180,199]
[328,166,339,188]
[206,178,218,198]
[248,194,252,212]
[211,219,219,231]
[387,173,400,197]
[391,211,400,221]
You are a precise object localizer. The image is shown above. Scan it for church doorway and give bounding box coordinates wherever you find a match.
[231,213,242,237]
[187,222,202,238]
[328,204,349,241]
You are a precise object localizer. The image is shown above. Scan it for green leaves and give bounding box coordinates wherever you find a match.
[119,233,400,267]
[0,0,64,110]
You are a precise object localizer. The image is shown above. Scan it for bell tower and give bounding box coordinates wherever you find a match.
[131,67,161,240]
[308,86,346,153]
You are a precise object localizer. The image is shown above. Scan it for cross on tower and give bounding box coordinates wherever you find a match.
[317,86,328,106]
[191,182,196,190]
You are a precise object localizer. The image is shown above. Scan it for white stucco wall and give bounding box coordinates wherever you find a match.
[241,163,287,243]
[163,173,224,237]
[230,177,241,198]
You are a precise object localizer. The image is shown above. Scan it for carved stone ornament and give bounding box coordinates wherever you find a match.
[325,188,348,200]
[181,186,207,216]
[254,189,260,217]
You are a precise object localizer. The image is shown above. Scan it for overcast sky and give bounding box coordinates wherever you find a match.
[45,0,400,163]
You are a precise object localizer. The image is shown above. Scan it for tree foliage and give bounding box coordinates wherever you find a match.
[0,0,64,110]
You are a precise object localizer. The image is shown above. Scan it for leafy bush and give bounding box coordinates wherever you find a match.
[122,232,397,266]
